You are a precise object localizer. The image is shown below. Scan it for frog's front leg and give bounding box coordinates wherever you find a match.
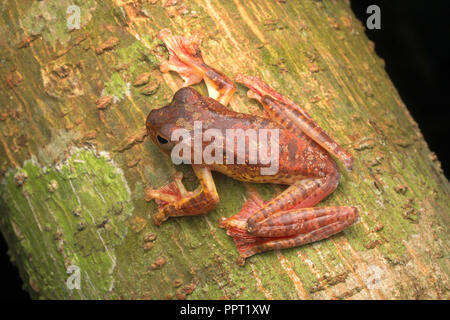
[145,166,219,226]
[159,29,236,106]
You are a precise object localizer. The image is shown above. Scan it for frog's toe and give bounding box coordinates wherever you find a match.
[145,184,181,226]
[158,29,204,86]
[218,190,268,263]
[144,172,188,207]
[144,185,180,204]
[145,171,196,225]
[237,256,247,267]
[218,190,264,230]
[160,57,203,86]
[217,216,228,229]
[152,209,169,226]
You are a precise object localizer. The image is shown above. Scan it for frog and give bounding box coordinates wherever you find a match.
[145,29,358,266]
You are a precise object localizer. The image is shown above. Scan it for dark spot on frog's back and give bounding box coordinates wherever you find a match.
[288,138,298,166]
[172,87,202,105]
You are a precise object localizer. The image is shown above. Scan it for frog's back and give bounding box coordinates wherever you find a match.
[166,87,338,184]
[199,97,338,184]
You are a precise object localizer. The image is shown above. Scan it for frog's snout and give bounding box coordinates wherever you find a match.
[146,108,162,128]
[146,108,165,143]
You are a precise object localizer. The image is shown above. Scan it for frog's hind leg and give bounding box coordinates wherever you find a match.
[159,29,236,106]
[145,166,219,226]
[219,169,358,265]
[242,207,357,266]
[218,189,358,266]
[236,74,354,171]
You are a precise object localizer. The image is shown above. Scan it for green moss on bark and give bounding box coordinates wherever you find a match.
[1,148,133,299]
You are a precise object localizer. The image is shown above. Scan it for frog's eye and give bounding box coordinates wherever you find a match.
[156,134,174,151]
[157,135,169,145]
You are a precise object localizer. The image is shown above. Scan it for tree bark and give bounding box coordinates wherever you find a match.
[0,0,448,300]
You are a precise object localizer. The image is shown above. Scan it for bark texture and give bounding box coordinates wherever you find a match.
[0,0,448,300]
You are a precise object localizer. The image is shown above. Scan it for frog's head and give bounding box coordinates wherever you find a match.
[146,87,202,155]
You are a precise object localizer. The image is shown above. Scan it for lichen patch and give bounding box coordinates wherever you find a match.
[1,147,133,299]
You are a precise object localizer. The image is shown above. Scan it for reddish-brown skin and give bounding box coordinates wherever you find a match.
[147,87,338,184]
[145,29,359,265]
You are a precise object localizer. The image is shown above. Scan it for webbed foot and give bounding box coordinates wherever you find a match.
[159,29,204,87]
[145,172,191,226]
[159,29,236,105]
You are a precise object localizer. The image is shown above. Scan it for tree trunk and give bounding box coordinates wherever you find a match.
[0,0,448,300]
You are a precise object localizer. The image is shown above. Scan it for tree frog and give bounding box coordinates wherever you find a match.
[145,29,358,265]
